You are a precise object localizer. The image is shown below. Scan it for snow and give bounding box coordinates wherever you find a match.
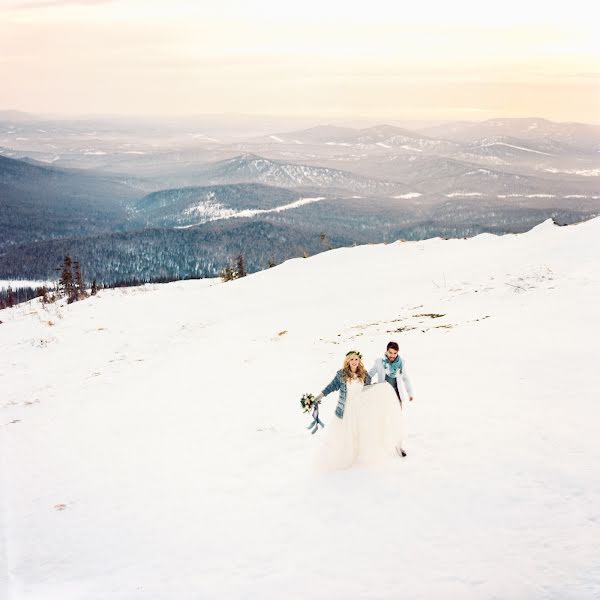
[236,196,326,216]
[392,193,422,199]
[496,194,557,199]
[2,219,600,599]
[401,145,423,152]
[446,192,484,197]
[176,197,327,228]
[482,142,553,156]
[179,200,238,224]
[376,142,391,148]
[188,134,219,142]
[0,280,53,291]
[544,167,600,177]
[269,135,285,143]
[465,169,493,176]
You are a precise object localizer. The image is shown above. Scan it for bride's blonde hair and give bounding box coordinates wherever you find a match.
[342,351,368,382]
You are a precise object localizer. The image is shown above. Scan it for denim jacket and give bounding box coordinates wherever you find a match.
[322,369,372,419]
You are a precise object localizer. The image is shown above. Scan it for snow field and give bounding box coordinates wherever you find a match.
[2,220,600,599]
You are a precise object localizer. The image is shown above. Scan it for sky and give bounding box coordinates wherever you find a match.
[1,0,599,122]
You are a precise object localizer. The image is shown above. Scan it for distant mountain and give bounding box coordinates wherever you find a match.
[321,153,599,200]
[407,163,599,198]
[247,123,458,152]
[249,125,358,145]
[193,153,408,195]
[0,155,144,250]
[345,154,479,184]
[350,125,458,152]
[464,135,592,159]
[134,183,306,228]
[419,118,600,154]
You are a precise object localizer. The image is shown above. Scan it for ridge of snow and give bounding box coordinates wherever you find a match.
[392,192,422,199]
[543,167,599,177]
[188,133,219,142]
[481,142,553,156]
[446,192,484,197]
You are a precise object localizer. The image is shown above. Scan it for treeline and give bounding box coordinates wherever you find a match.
[0,271,216,311]
[0,219,344,284]
[0,204,597,285]
[0,285,50,309]
[0,253,254,311]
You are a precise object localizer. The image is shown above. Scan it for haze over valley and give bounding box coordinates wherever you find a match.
[1,111,599,283]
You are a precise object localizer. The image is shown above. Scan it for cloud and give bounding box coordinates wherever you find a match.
[7,0,116,9]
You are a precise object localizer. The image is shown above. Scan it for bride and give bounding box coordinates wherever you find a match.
[313,350,404,471]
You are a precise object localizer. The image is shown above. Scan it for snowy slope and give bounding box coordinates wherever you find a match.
[2,219,600,599]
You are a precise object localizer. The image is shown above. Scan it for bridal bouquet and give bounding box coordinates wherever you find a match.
[300,393,317,413]
[301,393,324,434]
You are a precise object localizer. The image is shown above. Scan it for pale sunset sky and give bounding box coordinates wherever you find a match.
[1,0,599,122]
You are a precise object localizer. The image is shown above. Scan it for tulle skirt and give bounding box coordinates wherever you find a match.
[317,381,404,471]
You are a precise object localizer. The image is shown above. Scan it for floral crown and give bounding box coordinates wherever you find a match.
[345,350,363,359]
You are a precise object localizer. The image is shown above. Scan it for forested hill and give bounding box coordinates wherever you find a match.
[0,155,145,250]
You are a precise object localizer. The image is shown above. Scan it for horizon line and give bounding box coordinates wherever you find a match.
[1,109,599,127]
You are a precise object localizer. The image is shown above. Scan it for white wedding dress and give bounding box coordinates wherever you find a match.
[317,379,404,471]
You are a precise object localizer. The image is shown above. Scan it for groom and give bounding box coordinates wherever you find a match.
[368,341,415,405]
[368,341,415,456]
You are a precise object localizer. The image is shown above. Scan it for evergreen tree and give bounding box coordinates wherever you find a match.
[6,287,14,308]
[221,254,248,282]
[36,286,50,304]
[220,264,236,282]
[91,278,98,296]
[58,255,75,301]
[235,254,246,278]
[73,260,86,300]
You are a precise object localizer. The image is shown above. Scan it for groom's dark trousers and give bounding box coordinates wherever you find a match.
[385,375,402,407]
